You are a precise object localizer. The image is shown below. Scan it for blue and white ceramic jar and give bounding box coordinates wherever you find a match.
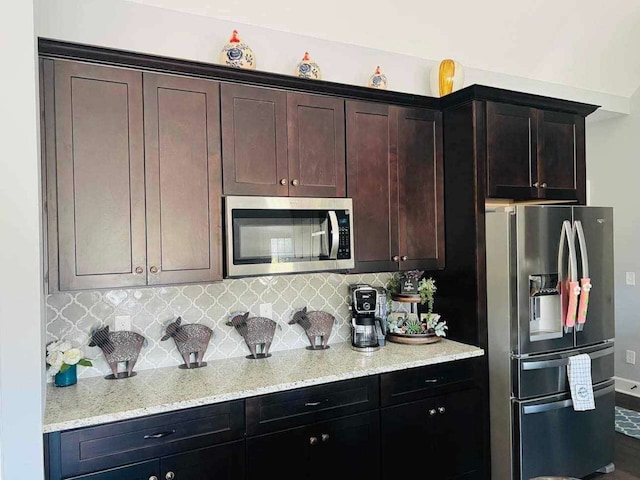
[219,30,256,70]
[368,66,388,89]
[294,52,322,80]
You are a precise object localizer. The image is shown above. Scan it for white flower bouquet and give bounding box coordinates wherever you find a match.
[46,339,92,376]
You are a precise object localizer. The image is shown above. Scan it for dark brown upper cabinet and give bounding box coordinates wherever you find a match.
[143,73,223,286]
[43,60,223,291]
[44,60,147,291]
[346,101,444,273]
[486,101,585,203]
[221,84,345,197]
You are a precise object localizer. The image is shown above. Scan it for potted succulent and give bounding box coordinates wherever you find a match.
[385,274,448,339]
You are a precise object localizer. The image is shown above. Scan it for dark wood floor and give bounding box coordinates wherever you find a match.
[586,393,640,480]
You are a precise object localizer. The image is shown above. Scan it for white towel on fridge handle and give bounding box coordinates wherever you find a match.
[567,353,595,411]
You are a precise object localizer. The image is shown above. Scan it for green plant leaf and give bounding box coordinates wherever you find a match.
[78,359,93,367]
[59,363,70,373]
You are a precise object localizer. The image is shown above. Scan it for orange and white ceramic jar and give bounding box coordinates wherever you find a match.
[429,59,464,97]
[219,30,256,70]
[294,52,322,80]
[367,66,388,89]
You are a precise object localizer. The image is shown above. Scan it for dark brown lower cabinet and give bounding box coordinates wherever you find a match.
[45,362,484,480]
[381,388,483,479]
[65,442,245,480]
[246,412,380,480]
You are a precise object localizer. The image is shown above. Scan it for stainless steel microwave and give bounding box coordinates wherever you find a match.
[224,196,355,278]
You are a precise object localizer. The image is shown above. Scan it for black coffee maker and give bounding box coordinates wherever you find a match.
[349,285,380,353]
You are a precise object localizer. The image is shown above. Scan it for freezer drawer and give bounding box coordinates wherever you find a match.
[514,380,614,480]
[514,343,614,399]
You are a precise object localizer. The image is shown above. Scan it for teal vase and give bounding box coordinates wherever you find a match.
[54,364,77,387]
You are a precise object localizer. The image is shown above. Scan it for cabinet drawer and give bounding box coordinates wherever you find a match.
[380,358,478,407]
[246,376,379,436]
[58,400,244,478]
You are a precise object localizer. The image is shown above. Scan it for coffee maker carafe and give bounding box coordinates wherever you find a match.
[350,285,380,353]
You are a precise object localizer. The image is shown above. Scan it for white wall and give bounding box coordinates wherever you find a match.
[587,88,640,383]
[35,0,628,122]
[0,1,46,479]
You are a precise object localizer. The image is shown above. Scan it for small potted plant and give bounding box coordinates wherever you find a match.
[385,274,448,339]
[46,339,93,387]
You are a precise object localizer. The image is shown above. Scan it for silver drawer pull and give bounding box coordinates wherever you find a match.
[143,430,175,439]
[305,399,328,407]
[424,379,439,383]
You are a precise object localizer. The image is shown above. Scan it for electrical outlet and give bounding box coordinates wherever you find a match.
[259,303,272,319]
[626,350,636,365]
[114,315,131,331]
[626,272,636,286]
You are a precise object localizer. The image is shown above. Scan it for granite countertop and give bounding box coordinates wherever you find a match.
[43,339,484,433]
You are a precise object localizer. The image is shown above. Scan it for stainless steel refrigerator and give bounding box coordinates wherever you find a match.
[486,205,615,480]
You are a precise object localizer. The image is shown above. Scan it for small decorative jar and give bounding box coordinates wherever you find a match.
[367,66,388,89]
[219,30,256,70]
[54,364,77,387]
[429,59,465,97]
[294,52,322,80]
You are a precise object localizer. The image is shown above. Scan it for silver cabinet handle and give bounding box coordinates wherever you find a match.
[150,477,158,480]
[429,409,437,416]
[310,436,318,445]
[401,255,408,261]
[541,182,547,188]
[135,266,144,274]
[292,179,299,186]
[144,430,175,439]
[533,181,539,188]
[392,255,399,262]
[438,406,445,414]
[424,378,439,383]
[280,178,287,185]
[322,433,330,442]
[304,399,328,407]
[165,472,175,480]
[150,266,159,274]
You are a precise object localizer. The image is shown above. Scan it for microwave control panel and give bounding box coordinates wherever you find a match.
[337,211,351,259]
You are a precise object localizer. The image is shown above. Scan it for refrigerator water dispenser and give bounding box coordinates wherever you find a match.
[529,274,563,341]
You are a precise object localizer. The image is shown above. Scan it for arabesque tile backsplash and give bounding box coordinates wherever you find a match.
[46,272,396,379]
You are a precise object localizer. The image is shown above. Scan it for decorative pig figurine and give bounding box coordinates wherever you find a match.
[88,325,145,379]
[226,312,277,359]
[289,307,336,350]
[161,317,213,368]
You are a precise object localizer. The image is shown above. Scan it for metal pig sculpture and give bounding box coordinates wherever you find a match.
[88,325,145,379]
[289,307,336,350]
[161,317,213,368]
[226,312,278,359]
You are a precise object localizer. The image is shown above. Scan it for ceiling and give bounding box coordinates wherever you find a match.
[127,0,640,98]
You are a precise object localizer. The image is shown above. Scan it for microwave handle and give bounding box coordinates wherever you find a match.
[328,211,339,260]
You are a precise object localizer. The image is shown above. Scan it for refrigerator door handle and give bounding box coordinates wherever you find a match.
[522,382,614,414]
[557,220,579,332]
[521,345,614,370]
[573,220,591,331]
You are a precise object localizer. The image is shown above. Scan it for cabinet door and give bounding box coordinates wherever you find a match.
[247,412,379,480]
[346,101,398,273]
[287,93,346,197]
[246,424,312,480]
[143,73,223,285]
[67,460,159,480]
[437,388,484,479]
[381,389,483,480]
[221,83,288,196]
[396,106,445,270]
[538,110,585,203]
[49,60,146,291]
[315,412,380,480]
[161,440,245,480]
[486,102,538,199]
